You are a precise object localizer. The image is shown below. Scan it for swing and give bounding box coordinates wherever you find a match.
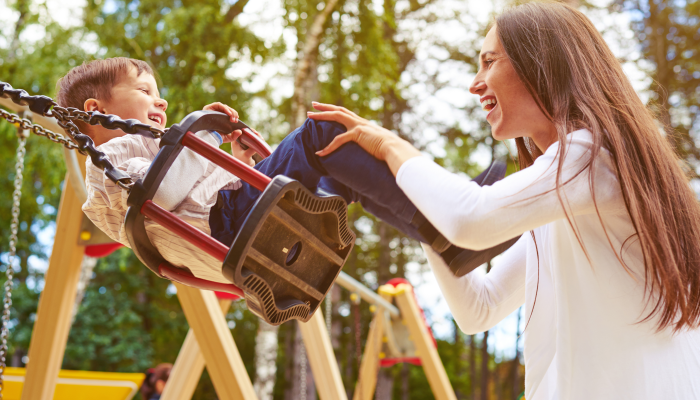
[124,110,355,325]
[0,81,355,326]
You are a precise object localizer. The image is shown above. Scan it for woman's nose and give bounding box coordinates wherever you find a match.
[469,78,486,95]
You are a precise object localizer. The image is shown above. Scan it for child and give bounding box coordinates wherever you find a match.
[140,363,172,400]
[58,57,512,284]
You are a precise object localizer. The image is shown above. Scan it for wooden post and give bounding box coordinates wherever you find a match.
[393,284,457,400]
[352,309,386,400]
[22,171,86,400]
[161,299,232,400]
[298,311,347,400]
[174,283,257,400]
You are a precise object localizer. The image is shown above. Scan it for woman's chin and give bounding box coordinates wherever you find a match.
[490,124,505,141]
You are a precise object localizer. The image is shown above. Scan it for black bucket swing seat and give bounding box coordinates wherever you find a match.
[124,111,355,326]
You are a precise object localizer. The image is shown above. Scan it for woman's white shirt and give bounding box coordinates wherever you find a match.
[396,129,700,400]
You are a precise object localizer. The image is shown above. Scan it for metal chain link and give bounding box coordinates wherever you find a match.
[0,108,79,151]
[48,105,167,140]
[1,81,173,193]
[0,121,28,398]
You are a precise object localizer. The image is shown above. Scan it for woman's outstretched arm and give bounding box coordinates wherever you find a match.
[425,235,527,334]
[309,103,621,250]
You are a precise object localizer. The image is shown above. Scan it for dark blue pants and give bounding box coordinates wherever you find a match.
[209,118,424,246]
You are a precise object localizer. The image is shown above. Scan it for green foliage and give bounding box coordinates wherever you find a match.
[5,0,698,399]
[82,0,284,135]
[0,0,89,360]
[614,0,700,170]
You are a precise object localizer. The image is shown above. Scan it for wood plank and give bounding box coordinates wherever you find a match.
[248,247,323,300]
[298,311,347,400]
[269,207,343,265]
[22,168,87,400]
[174,284,257,400]
[161,299,232,400]
[394,284,457,400]
[353,309,386,400]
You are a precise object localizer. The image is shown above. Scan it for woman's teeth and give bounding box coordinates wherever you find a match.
[481,98,497,111]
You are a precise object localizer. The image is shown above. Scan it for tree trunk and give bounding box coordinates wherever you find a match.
[470,335,477,399]
[253,321,279,400]
[481,331,490,400]
[375,368,394,400]
[481,262,492,400]
[7,0,29,63]
[510,307,523,398]
[647,1,673,139]
[400,363,410,400]
[454,320,464,399]
[291,0,340,127]
[71,256,97,323]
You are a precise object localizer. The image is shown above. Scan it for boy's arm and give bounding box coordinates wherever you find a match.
[154,130,222,209]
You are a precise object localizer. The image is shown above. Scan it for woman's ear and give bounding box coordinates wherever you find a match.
[84,98,104,113]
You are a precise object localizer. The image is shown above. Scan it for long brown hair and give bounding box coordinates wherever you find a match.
[496,1,700,332]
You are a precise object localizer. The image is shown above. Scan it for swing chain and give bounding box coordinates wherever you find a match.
[49,105,167,139]
[0,117,28,398]
[0,108,79,150]
[0,81,174,193]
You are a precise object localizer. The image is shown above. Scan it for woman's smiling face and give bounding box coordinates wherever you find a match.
[469,26,556,151]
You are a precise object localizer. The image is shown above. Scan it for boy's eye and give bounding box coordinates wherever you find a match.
[139,88,149,94]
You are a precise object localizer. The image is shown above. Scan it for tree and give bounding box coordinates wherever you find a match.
[0,0,91,366]
[613,0,700,173]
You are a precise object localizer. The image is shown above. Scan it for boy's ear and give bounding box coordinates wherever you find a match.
[84,98,104,113]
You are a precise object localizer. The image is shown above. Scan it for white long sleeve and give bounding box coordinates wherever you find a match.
[423,235,527,334]
[397,130,624,250]
[152,130,222,211]
[397,129,700,400]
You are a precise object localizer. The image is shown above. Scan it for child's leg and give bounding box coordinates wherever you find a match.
[227,118,425,241]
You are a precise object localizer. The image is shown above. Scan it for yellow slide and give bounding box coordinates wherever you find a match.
[3,367,145,400]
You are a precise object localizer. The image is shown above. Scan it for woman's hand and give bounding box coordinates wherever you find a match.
[307,102,422,176]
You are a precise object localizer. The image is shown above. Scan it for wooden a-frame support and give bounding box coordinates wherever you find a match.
[19,153,347,400]
[354,283,457,400]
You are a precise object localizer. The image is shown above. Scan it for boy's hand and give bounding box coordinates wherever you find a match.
[204,102,239,124]
[203,102,266,166]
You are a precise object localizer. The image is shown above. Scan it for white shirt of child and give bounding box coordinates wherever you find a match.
[82,131,241,283]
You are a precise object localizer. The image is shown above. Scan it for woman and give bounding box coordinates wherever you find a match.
[309,2,700,399]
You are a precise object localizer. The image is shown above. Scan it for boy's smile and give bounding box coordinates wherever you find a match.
[84,65,168,145]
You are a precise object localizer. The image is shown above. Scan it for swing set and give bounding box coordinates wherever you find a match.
[0,81,460,400]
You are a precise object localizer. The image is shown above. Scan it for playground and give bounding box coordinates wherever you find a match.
[1,0,697,399]
[0,85,460,399]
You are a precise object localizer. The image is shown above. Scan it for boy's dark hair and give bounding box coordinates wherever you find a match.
[56,57,153,133]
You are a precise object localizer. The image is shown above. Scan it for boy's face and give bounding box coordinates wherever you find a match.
[86,65,168,145]
[104,66,167,129]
